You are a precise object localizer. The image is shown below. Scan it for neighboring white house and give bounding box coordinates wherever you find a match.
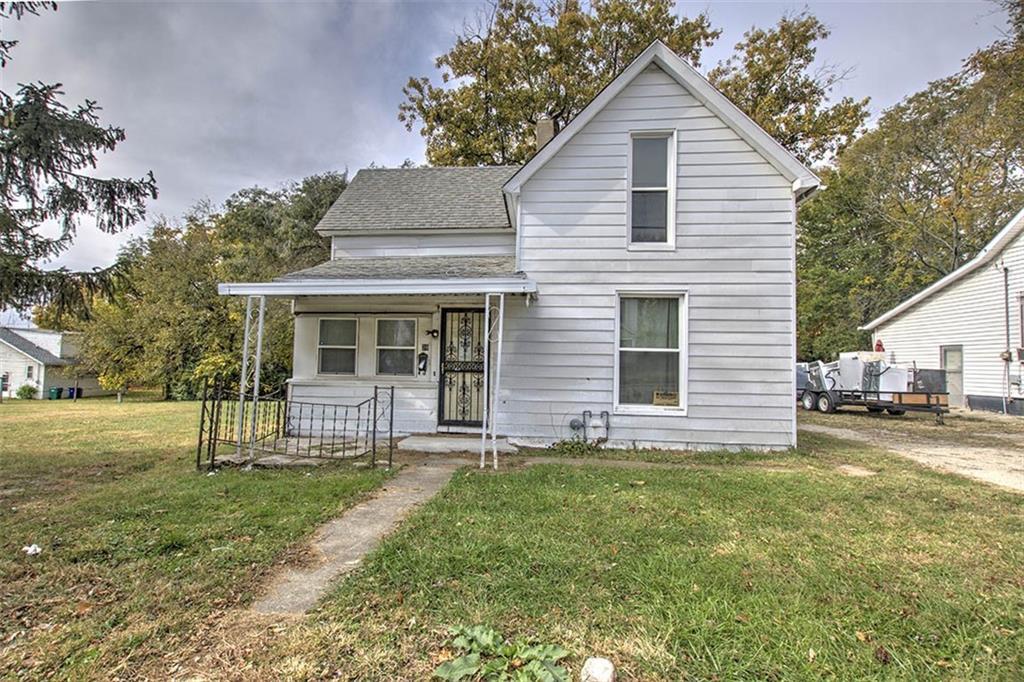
[862,207,1024,415]
[219,40,820,450]
[0,327,107,399]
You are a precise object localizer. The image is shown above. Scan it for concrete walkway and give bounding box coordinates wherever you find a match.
[250,457,465,615]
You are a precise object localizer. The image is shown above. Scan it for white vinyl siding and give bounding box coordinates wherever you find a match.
[875,230,1024,401]
[503,63,797,449]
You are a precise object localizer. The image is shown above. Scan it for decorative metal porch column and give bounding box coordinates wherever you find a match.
[235,294,266,466]
[480,292,506,469]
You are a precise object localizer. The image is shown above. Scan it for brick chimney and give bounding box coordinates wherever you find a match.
[535,115,555,149]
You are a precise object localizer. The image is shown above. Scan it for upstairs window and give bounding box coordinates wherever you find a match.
[628,132,675,247]
[318,319,357,375]
[376,319,416,376]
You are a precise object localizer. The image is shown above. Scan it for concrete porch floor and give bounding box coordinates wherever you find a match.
[397,434,518,454]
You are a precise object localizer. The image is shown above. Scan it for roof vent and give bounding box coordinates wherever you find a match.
[535,115,555,149]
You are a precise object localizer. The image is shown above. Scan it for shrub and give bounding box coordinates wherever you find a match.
[16,384,38,400]
[434,624,569,681]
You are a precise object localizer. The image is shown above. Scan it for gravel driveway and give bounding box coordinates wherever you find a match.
[800,411,1024,493]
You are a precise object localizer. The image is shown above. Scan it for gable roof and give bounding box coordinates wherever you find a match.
[502,40,820,199]
[0,327,69,366]
[862,206,1024,330]
[316,166,520,233]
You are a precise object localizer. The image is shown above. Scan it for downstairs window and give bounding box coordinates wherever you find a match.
[617,294,686,411]
[318,318,357,375]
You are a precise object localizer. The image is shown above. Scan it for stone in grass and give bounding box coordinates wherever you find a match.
[580,657,615,682]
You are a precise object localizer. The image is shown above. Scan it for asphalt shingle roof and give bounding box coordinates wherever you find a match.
[316,166,521,232]
[0,327,69,366]
[277,255,523,281]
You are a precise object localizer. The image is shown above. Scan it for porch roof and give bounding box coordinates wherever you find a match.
[218,255,536,297]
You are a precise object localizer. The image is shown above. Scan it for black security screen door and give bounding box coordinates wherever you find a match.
[438,309,486,426]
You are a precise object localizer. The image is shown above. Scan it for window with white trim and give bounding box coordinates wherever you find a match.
[318,318,357,375]
[26,365,33,380]
[375,319,416,376]
[617,295,685,409]
[628,132,674,245]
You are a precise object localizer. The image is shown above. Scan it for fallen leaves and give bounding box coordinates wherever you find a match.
[874,646,892,664]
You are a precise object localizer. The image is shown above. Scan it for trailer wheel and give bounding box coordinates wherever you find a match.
[886,408,906,416]
[816,392,836,414]
[866,406,885,414]
[800,390,816,411]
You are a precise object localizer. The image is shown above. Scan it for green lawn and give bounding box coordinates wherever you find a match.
[3,398,1022,680]
[251,432,1024,681]
[0,395,389,679]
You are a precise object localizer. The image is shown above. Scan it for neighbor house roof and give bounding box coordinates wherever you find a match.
[862,206,1024,330]
[0,327,70,366]
[218,255,536,297]
[502,40,820,200]
[316,166,521,233]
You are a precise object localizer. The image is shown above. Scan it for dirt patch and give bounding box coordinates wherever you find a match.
[837,464,878,477]
[802,422,1024,493]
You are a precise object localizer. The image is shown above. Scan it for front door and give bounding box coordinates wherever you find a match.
[438,309,486,426]
[942,345,964,407]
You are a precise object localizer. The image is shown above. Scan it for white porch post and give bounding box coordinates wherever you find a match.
[480,294,491,468]
[247,295,266,465]
[235,296,253,456]
[491,293,505,470]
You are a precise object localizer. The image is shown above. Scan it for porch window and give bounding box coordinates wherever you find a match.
[318,318,357,375]
[628,132,675,247]
[376,319,416,376]
[616,294,686,411]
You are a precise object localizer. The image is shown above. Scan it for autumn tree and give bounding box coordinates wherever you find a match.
[72,173,347,397]
[399,0,719,165]
[400,2,867,167]
[796,0,1024,358]
[707,11,869,165]
[0,2,158,315]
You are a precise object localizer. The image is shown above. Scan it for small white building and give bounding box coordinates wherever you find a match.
[862,208,1024,415]
[219,41,820,450]
[0,327,107,399]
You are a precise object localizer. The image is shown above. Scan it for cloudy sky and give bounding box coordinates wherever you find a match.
[3,0,1010,288]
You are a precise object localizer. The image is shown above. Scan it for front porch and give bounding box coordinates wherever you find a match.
[217,255,537,468]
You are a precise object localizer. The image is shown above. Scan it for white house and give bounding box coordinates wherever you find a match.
[862,208,1024,415]
[0,327,107,399]
[219,41,820,451]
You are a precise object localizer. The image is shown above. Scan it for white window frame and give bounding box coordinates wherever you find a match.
[626,129,677,251]
[374,317,418,377]
[26,364,33,380]
[317,317,358,376]
[613,289,688,415]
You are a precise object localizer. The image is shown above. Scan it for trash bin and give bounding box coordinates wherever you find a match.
[74,386,83,399]
[48,387,63,400]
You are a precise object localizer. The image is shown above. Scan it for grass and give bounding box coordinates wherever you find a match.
[250,431,1024,681]
[0,395,390,679]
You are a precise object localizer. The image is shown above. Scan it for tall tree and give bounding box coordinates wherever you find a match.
[74,173,346,397]
[399,0,719,165]
[796,1,1024,359]
[400,2,866,167]
[0,2,158,315]
[707,11,869,165]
